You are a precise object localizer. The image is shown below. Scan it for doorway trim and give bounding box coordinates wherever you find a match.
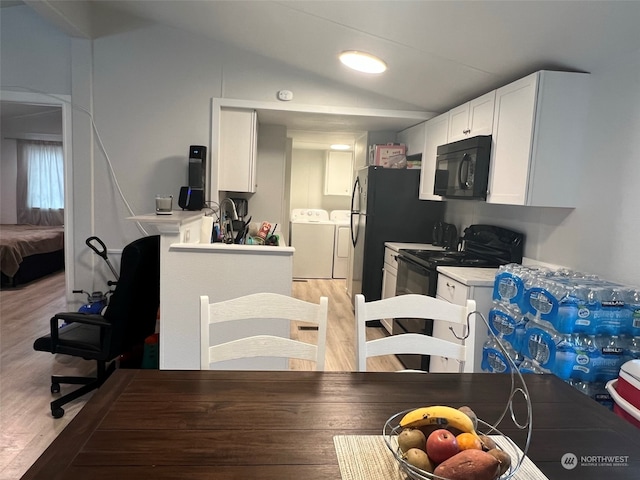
[210,97,432,200]
[1,90,74,296]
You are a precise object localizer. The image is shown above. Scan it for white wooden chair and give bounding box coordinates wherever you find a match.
[200,292,328,371]
[354,293,476,372]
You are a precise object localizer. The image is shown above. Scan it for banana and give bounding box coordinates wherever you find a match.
[399,406,479,437]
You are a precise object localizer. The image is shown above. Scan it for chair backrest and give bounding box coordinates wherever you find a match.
[103,235,160,358]
[200,292,328,370]
[354,293,476,372]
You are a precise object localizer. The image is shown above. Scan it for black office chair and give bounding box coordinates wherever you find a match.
[33,235,160,418]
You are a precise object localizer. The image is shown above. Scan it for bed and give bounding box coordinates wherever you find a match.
[0,224,65,287]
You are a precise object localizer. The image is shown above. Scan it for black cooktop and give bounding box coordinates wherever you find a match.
[400,249,499,268]
[399,224,524,270]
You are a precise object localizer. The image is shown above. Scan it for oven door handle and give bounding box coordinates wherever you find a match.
[396,254,430,273]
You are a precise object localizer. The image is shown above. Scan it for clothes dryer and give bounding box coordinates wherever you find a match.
[330,210,351,279]
[290,209,335,279]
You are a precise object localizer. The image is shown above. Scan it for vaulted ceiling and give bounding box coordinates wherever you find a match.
[13,0,640,148]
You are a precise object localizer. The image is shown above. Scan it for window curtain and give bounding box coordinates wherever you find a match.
[16,140,65,226]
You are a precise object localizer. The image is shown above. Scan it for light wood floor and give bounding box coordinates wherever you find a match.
[0,272,401,479]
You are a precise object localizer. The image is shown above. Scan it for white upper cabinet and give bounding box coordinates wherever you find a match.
[396,122,426,156]
[419,112,449,201]
[487,71,590,207]
[324,151,353,196]
[219,108,258,193]
[447,90,496,142]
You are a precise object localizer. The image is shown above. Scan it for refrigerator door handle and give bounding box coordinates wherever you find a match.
[350,176,361,247]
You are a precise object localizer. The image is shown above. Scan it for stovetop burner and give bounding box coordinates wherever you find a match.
[399,225,524,270]
[400,249,497,268]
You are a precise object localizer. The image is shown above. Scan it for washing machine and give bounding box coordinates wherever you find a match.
[290,209,335,279]
[330,210,351,279]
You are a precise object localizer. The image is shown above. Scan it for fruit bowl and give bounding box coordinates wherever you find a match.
[383,409,525,480]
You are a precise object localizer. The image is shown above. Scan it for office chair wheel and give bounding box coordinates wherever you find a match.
[51,383,60,394]
[52,407,65,419]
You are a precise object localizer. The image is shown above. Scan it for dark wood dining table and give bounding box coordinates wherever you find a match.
[22,369,639,480]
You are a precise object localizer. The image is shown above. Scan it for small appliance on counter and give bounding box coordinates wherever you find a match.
[432,221,458,250]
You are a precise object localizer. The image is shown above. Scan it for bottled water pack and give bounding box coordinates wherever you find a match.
[493,264,640,336]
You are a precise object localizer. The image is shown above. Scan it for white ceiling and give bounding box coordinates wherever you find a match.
[14,0,640,149]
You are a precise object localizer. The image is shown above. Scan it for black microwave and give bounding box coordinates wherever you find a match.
[433,135,491,199]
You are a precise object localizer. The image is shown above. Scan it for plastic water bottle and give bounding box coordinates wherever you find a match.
[556,284,593,334]
[625,289,640,336]
[481,337,522,373]
[487,303,527,353]
[522,319,577,380]
[571,334,598,382]
[625,335,640,361]
[519,358,550,374]
[589,335,627,382]
[493,264,526,309]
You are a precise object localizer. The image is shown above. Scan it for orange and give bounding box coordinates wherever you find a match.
[456,432,482,451]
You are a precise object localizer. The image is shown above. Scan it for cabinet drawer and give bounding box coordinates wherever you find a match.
[384,248,398,269]
[436,275,469,305]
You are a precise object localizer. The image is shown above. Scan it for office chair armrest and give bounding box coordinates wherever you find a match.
[50,312,112,345]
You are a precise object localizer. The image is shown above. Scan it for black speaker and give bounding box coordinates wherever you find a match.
[188,145,206,190]
[178,187,204,211]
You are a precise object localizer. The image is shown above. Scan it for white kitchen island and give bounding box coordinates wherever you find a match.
[129,211,295,370]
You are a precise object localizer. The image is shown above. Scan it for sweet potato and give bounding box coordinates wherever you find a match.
[433,449,500,480]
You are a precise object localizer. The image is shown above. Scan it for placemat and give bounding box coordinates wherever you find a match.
[333,435,550,480]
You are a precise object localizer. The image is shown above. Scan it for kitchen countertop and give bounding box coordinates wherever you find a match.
[169,242,294,255]
[436,266,498,287]
[385,242,444,252]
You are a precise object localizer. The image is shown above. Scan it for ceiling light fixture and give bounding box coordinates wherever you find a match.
[330,144,351,150]
[339,50,387,74]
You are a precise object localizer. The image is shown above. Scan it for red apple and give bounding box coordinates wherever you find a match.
[426,429,460,464]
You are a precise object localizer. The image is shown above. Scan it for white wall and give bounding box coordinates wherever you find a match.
[445,48,640,286]
[290,149,352,213]
[249,124,288,239]
[0,6,71,95]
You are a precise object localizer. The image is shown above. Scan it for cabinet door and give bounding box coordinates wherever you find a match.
[435,275,493,373]
[487,73,538,205]
[397,122,426,156]
[324,151,353,196]
[447,104,470,142]
[381,263,397,334]
[448,91,496,142]
[219,108,257,193]
[429,303,463,373]
[468,90,496,136]
[419,113,448,201]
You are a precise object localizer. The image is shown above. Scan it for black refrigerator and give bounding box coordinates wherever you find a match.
[350,166,444,304]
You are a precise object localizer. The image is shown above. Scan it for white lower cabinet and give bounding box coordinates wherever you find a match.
[432,270,494,373]
[380,247,399,334]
